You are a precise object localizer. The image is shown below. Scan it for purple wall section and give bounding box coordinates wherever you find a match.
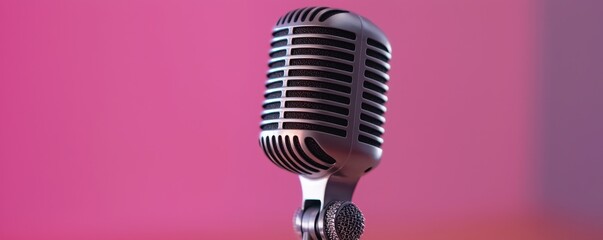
[540,0,603,222]
[0,0,600,239]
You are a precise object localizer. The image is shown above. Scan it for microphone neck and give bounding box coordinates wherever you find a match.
[299,174,360,209]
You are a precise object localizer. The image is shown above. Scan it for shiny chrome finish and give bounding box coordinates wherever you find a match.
[260,6,391,240]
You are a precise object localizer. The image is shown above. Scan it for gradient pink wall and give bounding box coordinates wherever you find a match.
[0,0,601,239]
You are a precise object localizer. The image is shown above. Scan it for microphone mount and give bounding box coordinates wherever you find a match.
[294,175,364,240]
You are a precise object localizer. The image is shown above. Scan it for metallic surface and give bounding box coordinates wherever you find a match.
[260,6,391,240]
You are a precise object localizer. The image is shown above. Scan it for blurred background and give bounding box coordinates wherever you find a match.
[1,0,602,239]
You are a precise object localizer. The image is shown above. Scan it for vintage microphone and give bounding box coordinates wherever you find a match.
[259,6,391,240]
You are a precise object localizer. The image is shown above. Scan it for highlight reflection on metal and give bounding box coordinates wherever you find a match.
[259,6,391,240]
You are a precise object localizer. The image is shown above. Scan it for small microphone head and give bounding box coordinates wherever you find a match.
[259,6,391,179]
[324,201,365,240]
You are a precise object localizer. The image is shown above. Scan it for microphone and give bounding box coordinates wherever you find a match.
[259,6,391,240]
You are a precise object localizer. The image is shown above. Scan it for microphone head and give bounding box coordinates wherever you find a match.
[259,6,391,179]
[323,201,365,240]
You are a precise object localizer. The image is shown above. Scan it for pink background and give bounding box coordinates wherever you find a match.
[1,0,601,239]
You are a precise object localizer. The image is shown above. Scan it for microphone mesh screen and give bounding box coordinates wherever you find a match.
[262,21,356,138]
[358,37,390,148]
[261,6,392,175]
[259,135,334,173]
[325,201,365,240]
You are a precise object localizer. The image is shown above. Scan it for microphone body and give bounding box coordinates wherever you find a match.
[259,7,391,240]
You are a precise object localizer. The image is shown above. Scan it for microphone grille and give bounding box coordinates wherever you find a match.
[324,201,365,240]
[261,6,392,176]
[262,7,357,139]
[358,37,391,148]
[259,135,336,175]
[276,7,350,25]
